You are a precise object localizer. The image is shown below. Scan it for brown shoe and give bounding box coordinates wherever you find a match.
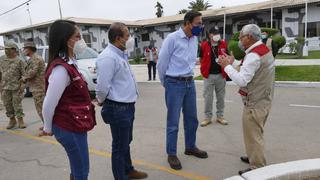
[240,156,250,164]
[6,117,17,129]
[216,117,228,125]
[127,169,148,179]
[167,155,182,170]
[184,148,208,159]
[17,117,27,129]
[200,119,212,127]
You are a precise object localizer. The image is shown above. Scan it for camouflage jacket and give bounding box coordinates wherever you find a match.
[23,54,45,92]
[0,55,25,91]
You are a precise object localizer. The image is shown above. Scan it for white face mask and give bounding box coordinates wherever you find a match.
[73,39,87,56]
[211,34,221,42]
[125,37,135,52]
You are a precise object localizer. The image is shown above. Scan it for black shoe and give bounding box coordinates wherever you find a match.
[238,168,252,175]
[240,156,250,164]
[184,148,208,159]
[167,155,182,170]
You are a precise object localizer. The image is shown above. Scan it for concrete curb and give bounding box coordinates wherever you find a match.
[224,159,320,180]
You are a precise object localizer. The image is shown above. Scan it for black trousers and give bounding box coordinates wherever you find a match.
[148,61,157,80]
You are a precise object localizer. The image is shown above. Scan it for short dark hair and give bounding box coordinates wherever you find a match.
[184,11,202,25]
[108,22,127,43]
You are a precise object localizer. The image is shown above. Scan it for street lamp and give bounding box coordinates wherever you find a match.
[57,0,63,19]
[303,0,309,56]
[26,3,32,25]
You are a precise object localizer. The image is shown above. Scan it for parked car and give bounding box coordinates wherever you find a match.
[37,46,97,98]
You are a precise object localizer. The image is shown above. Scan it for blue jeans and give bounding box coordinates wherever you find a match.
[101,99,135,180]
[164,77,199,155]
[52,125,89,180]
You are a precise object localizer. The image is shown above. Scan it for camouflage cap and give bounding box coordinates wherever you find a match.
[23,41,36,48]
[4,41,19,50]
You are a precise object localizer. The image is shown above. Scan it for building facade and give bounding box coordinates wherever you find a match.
[1,0,320,58]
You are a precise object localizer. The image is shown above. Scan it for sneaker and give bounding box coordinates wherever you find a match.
[127,169,148,179]
[216,117,228,125]
[200,119,212,127]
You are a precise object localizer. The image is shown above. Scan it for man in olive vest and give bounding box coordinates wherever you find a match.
[218,24,275,175]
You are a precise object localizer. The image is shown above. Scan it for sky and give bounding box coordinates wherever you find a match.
[0,0,268,45]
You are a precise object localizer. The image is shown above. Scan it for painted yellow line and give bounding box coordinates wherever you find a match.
[0,128,214,180]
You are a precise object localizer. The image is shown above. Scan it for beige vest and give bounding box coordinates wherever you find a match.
[239,45,275,109]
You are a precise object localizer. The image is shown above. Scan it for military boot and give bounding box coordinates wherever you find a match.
[17,117,27,129]
[6,117,17,129]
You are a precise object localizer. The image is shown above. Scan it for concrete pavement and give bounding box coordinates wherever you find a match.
[1,83,320,180]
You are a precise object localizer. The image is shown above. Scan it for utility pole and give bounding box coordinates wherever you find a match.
[303,0,308,56]
[222,6,226,40]
[57,0,63,19]
[26,2,32,25]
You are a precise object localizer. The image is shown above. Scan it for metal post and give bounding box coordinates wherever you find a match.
[303,0,309,56]
[223,10,226,40]
[27,3,32,25]
[57,0,63,19]
[271,0,273,28]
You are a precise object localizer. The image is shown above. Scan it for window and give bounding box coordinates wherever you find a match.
[141,33,150,41]
[82,34,92,47]
[299,22,320,37]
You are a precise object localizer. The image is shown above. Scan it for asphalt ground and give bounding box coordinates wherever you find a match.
[0,82,320,180]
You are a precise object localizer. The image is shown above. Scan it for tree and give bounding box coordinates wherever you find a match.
[188,0,212,11]
[155,1,163,18]
[178,9,188,14]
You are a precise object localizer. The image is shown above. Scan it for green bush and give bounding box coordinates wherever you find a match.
[133,56,142,64]
[271,35,286,49]
[228,40,246,60]
[231,32,240,41]
[295,37,305,58]
[261,27,279,36]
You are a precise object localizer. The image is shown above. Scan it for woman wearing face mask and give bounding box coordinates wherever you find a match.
[39,20,96,180]
[199,26,229,127]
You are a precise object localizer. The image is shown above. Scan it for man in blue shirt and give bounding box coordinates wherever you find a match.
[96,22,147,180]
[157,11,208,170]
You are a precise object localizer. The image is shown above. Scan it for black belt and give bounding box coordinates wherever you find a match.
[166,75,193,81]
[105,99,135,105]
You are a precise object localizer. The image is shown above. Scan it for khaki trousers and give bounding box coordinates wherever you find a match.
[242,104,271,169]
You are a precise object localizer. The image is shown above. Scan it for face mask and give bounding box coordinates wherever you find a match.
[238,41,245,51]
[125,37,135,52]
[191,25,203,36]
[73,39,87,56]
[211,34,221,42]
[261,34,268,39]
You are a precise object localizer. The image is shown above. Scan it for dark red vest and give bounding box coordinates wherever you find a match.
[200,40,228,79]
[45,58,96,132]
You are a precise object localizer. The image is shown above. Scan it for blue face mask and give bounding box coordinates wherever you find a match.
[191,25,203,36]
[261,34,268,39]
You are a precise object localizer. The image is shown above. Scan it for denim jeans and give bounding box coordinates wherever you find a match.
[164,77,199,155]
[52,125,89,180]
[101,99,135,180]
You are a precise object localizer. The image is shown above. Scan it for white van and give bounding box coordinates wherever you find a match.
[37,46,98,97]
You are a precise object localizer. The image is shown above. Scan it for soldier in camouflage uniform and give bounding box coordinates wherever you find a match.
[0,42,26,129]
[21,40,45,123]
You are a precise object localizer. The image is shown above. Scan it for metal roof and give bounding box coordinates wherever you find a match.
[1,0,319,35]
